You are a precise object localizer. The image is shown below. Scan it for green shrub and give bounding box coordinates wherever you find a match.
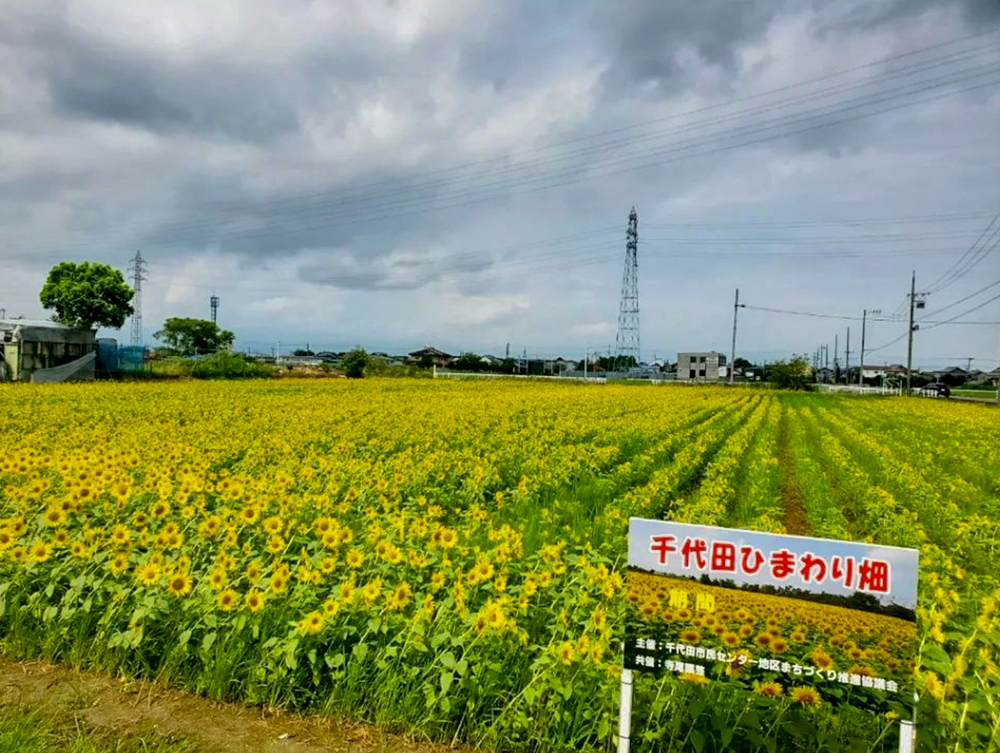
[186,352,273,380]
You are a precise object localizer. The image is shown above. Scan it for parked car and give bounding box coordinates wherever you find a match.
[923,382,951,398]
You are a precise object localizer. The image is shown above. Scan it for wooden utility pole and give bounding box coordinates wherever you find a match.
[859,311,867,386]
[845,327,851,382]
[730,288,740,385]
[906,272,917,395]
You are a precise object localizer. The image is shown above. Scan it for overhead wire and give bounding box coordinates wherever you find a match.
[923,206,1000,293]
[6,34,1000,258]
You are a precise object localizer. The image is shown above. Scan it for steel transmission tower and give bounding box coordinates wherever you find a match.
[210,294,219,325]
[614,207,640,369]
[127,251,148,347]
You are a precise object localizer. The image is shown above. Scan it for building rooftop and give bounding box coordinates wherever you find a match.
[0,318,77,330]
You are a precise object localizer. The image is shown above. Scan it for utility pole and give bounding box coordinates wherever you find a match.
[729,288,740,385]
[906,271,916,396]
[834,333,839,383]
[964,357,973,373]
[844,327,851,383]
[995,294,1000,405]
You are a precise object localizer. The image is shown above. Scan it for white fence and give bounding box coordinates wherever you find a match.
[817,384,903,396]
[434,369,605,383]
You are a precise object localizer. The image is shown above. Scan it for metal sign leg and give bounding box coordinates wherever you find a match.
[618,667,633,753]
[898,720,914,753]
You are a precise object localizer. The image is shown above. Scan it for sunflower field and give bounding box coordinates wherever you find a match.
[0,380,998,752]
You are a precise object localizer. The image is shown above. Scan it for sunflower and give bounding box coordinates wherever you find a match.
[150,501,171,520]
[678,673,709,686]
[386,582,412,611]
[167,573,193,597]
[557,641,575,666]
[361,578,383,605]
[110,553,130,576]
[811,650,834,670]
[262,516,283,535]
[337,580,355,604]
[790,687,822,707]
[754,681,783,698]
[136,563,160,586]
[297,611,326,636]
[245,589,265,613]
[29,541,51,563]
[680,629,700,644]
[208,568,227,591]
[269,572,288,595]
[346,549,364,568]
[245,560,263,583]
[217,589,238,611]
[42,506,66,527]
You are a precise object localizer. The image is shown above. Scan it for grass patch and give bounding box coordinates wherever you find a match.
[0,707,192,753]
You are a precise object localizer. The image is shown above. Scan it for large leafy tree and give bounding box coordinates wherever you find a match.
[767,356,813,390]
[154,318,234,355]
[39,261,134,329]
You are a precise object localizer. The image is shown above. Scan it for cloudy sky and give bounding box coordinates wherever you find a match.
[2,0,999,367]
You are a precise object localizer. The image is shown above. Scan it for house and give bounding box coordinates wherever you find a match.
[815,367,835,383]
[407,346,453,367]
[929,366,968,385]
[975,368,1000,387]
[862,364,907,380]
[276,354,323,367]
[551,357,575,373]
[0,319,97,382]
[677,351,728,381]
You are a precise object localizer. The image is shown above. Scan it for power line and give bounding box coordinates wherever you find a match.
[33,31,1000,244]
[741,303,998,326]
[921,290,1000,331]
[923,205,1000,293]
[7,39,1000,257]
[919,276,1000,320]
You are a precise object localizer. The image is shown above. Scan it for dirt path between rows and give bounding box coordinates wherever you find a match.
[777,405,811,536]
[0,656,452,753]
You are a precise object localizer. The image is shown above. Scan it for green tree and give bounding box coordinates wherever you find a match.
[453,352,485,371]
[768,356,813,390]
[341,348,369,378]
[154,318,234,355]
[39,261,134,329]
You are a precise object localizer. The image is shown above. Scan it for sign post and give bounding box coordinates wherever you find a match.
[620,518,919,750]
[617,665,633,753]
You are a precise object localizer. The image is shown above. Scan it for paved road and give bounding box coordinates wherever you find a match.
[950,395,998,405]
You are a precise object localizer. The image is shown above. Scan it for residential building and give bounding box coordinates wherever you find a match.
[677,351,727,381]
[407,346,453,367]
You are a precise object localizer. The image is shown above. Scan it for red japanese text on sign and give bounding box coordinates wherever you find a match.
[649,535,891,595]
